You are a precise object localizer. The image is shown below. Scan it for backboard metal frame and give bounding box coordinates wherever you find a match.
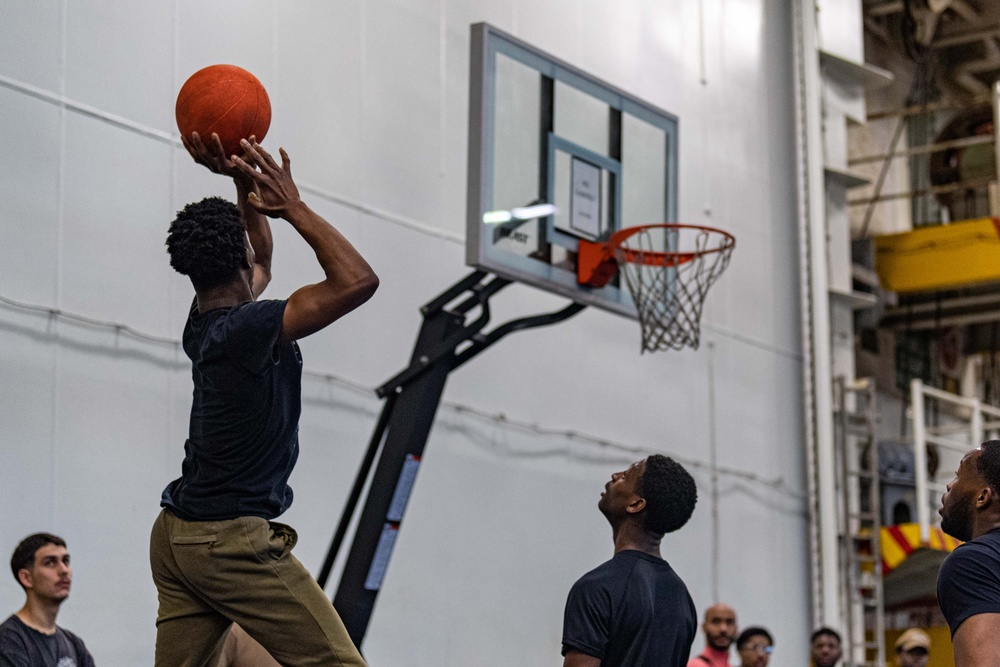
[467,22,679,318]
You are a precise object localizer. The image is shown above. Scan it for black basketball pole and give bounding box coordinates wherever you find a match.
[321,270,584,647]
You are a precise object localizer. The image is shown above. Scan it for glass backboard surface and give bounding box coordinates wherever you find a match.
[467,23,678,318]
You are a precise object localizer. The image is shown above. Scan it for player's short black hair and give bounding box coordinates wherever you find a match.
[811,627,841,645]
[638,454,697,535]
[11,533,66,587]
[166,197,247,291]
[977,440,1000,495]
[737,626,774,650]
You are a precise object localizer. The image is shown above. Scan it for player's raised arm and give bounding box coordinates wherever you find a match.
[182,131,273,298]
[233,139,378,342]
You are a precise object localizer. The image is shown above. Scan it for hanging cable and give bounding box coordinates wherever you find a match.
[0,292,805,500]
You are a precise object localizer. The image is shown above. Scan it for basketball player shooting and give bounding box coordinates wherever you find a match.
[149,133,377,667]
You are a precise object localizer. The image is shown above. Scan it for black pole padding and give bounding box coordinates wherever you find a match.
[316,391,398,589]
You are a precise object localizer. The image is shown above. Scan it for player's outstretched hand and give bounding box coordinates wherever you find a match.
[232,140,302,218]
[182,132,256,186]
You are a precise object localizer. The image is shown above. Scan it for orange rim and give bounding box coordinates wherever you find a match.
[577,224,735,287]
[609,223,736,267]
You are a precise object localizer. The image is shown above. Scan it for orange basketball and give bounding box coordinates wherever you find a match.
[175,64,271,157]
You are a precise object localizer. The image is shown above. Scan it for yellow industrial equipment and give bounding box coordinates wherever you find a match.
[875,217,1000,293]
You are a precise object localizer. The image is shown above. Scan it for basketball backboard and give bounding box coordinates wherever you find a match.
[467,22,679,318]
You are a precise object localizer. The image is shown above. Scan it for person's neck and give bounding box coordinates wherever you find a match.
[972,515,1000,540]
[611,519,662,558]
[16,598,61,635]
[703,645,731,659]
[196,278,253,313]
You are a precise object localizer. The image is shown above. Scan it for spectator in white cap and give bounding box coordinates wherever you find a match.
[894,629,931,667]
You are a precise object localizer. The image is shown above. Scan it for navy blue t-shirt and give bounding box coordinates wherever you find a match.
[0,615,94,667]
[937,527,1000,636]
[562,550,697,667]
[161,298,303,521]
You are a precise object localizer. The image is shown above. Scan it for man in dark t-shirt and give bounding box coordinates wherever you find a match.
[0,533,94,667]
[150,134,378,667]
[936,440,1000,667]
[562,455,698,667]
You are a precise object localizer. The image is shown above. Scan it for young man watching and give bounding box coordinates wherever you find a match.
[688,604,738,667]
[735,627,773,667]
[810,627,842,667]
[149,134,378,666]
[562,455,699,667]
[937,440,1000,667]
[0,533,94,667]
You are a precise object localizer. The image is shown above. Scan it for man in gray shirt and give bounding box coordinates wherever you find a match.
[0,533,94,667]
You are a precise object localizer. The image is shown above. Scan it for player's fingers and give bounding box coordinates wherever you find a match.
[231,156,261,180]
[180,135,198,160]
[190,131,209,155]
[250,141,281,173]
[239,139,271,172]
[209,133,227,160]
[279,148,291,175]
[246,191,265,211]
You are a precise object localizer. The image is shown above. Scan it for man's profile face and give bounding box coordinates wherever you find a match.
[702,605,737,651]
[940,449,982,542]
[598,459,646,519]
[811,634,841,667]
[19,544,72,603]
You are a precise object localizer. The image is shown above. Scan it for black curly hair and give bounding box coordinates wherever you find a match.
[11,533,66,588]
[166,197,247,291]
[976,440,1000,495]
[638,454,697,535]
[737,626,773,650]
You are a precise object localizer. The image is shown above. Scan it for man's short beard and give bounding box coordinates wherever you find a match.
[709,636,732,650]
[941,496,975,542]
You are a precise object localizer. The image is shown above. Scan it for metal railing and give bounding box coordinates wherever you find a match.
[910,378,1000,543]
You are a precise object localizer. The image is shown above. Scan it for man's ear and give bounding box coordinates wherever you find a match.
[17,568,33,590]
[978,486,994,509]
[626,497,646,515]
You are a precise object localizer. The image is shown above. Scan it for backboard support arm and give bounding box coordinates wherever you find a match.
[318,269,585,647]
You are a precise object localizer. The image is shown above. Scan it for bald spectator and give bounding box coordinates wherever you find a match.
[893,629,930,667]
[687,604,737,667]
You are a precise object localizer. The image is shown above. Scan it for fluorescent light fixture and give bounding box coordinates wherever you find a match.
[482,203,557,224]
[511,203,557,220]
[482,210,513,224]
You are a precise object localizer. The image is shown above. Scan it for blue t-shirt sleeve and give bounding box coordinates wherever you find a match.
[220,300,287,374]
[938,541,1000,635]
[562,577,611,659]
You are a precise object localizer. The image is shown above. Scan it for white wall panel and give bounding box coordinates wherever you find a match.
[0,0,63,92]
[176,0,275,103]
[362,0,446,229]
[0,88,62,303]
[64,0,175,131]
[60,113,174,336]
[511,0,582,66]
[50,328,177,665]
[0,0,808,664]
[274,1,365,197]
[0,312,57,536]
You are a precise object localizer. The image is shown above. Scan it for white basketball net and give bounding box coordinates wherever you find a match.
[614,226,734,352]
